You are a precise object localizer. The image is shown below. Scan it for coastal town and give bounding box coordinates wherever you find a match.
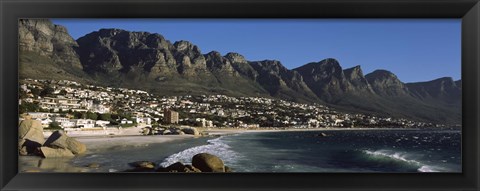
[19,79,440,132]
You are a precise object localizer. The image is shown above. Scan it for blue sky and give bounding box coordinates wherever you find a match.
[52,19,461,83]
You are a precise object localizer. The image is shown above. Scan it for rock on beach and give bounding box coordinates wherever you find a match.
[192,153,225,172]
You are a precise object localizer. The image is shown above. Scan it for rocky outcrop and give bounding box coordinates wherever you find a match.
[125,153,231,173]
[44,131,87,154]
[39,147,75,158]
[181,127,200,136]
[294,58,352,101]
[19,19,83,69]
[225,52,258,81]
[160,162,202,173]
[250,60,319,103]
[173,41,210,78]
[18,127,87,158]
[343,65,374,94]
[18,116,45,155]
[365,70,410,97]
[129,161,156,169]
[76,29,177,76]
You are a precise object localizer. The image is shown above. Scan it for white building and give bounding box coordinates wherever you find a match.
[95,120,110,127]
[52,117,75,128]
[74,119,95,128]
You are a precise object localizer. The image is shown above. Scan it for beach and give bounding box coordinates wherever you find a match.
[20,127,338,172]
[20,127,200,172]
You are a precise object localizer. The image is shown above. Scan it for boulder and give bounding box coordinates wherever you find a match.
[163,162,202,172]
[44,131,87,154]
[129,161,156,169]
[184,165,202,172]
[39,147,75,158]
[18,119,45,155]
[141,128,151,135]
[181,127,200,136]
[162,130,172,135]
[192,153,225,172]
[224,166,233,172]
[18,139,28,156]
[165,162,186,172]
[86,163,100,168]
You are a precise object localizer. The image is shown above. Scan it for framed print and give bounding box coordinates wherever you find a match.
[1,0,479,190]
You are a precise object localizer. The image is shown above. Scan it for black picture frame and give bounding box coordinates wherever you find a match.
[1,0,479,190]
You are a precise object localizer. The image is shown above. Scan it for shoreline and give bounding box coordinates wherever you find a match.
[21,127,460,172]
[20,134,199,172]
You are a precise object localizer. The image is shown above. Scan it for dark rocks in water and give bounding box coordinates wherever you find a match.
[44,130,87,154]
[192,153,225,172]
[157,162,202,173]
[127,153,230,173]
[165,162,185,172]
[125,161,157,172]
[314,133,329,137]
[184,165,202,172]
[224,166,233,173]
[129,161,156,169]
[86,163,100,168]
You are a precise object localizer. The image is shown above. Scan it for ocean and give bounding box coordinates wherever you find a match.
[72,129,461,173]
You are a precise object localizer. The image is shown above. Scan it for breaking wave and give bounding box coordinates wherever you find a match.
[362,149,441,172]
[159,137,239,167]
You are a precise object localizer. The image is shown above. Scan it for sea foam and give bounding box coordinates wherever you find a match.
[363,149,440,172]
[159,137,239,167]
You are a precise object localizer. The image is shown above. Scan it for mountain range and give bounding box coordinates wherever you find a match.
[18,19,462,124]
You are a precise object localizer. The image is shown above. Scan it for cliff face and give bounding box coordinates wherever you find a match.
[406,77,462,104]
[18,19,462,124]
[18,19,87,82]
[365,70,410,97]
[249,60,319,102]
[343,65,374,94]
[19,19,82,69]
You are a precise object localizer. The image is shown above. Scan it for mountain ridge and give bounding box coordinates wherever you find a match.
[18,19,461,124]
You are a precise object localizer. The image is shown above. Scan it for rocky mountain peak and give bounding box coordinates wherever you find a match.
[365,70,408,96]
[251,60,287,74]
[174,40,200,53]
[97,28,125,37]
[18,19,462,124]
[455,80,462,88]
[365,69,397,80]
[225,52,247,64]
[19,19,83,69]
[343,65,363,79]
